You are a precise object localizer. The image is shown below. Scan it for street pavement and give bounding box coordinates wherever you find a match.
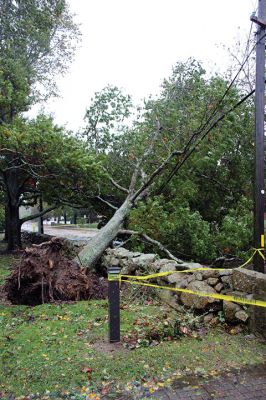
[142,363,266,400]
[21,222,99,241]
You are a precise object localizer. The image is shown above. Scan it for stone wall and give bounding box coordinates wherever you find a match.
[102,247,266,338]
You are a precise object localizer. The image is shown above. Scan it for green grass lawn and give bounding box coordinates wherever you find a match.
[0,238,12,286]
[0,253,266,399]
[1,300,265,399]
[0,254,12,286]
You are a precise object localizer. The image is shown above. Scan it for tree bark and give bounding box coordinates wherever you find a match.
[73,210,77,225]
[4,170,22,250]
[77,197,133,267]
[7,202,21,250]
[3,206,8,242]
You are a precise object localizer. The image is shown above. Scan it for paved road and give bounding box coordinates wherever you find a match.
[44,226,98,240]
[116,363,266,400]
[152,363,266,400]
[22,222,99,241]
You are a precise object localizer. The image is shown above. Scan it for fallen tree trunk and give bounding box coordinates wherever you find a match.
[77,197,133,267]
[77,200,184,270]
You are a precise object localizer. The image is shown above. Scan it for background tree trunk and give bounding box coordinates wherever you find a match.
[64,211,67,224]
[73,210,77,225]
[3,206,8,242]
[7,203,21,250]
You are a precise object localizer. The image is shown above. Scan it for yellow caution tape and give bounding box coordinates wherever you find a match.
[107,248,266,308]
[120,248,265,281]
[108,274,121,281]
[121,279,266,308]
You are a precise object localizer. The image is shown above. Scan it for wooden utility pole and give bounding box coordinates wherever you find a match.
[251,0,266,272]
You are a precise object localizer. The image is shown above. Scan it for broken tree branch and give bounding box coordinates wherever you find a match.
[118,229,183,264]
[20,205,58,224]
[102,166,129,194]
[128,118,163,194]
[96,195,118,210]
[131,149,184,202]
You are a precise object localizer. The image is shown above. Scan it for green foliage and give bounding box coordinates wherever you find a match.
[0,1,80,248]
[168,206,216,261]
[0,0,80,122]
[0,115,104,212]
[84,85,132,153]
[129,198,216,261]
[217,197,253,253]
[123,59,255,260]
[129,195,253,261]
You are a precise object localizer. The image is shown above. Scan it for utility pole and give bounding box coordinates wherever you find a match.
[251,0,266,273]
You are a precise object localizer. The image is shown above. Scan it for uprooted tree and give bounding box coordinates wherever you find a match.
[77,60,255,269]
[5,237,108,305]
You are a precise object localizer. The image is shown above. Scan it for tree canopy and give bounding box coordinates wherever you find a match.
[0,0,80,123]
[0,0,255,263]
[0,0,82,249]
[0,115,103,249]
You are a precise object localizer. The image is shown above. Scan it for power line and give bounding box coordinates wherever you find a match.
[185,21,254,149]
[157,30,264,194]
[181,25,254,156]
[157,88,255,194]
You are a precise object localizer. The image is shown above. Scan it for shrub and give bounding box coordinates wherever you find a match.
[128,196,253,262]
[128,199,216,262]
[217,197,253,254]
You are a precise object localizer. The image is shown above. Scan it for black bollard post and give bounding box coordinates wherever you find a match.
[108,266,121,342]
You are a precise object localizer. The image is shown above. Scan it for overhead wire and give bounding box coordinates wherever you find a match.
[158,88,255,194]
[183,19,254,153]
[157,20,261,194]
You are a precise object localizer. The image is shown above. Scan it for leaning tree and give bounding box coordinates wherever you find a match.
[77,60,255,268]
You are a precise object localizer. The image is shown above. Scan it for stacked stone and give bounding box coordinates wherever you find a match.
[102,248,266,330]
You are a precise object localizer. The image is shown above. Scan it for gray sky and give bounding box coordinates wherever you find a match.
[32,0,258,131]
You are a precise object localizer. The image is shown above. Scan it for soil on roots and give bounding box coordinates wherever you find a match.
[4,237,107,305]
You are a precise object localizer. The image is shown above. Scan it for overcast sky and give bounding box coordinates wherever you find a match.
[32,0,258,131]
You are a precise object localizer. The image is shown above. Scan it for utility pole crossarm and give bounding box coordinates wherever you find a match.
[250,14,266,28]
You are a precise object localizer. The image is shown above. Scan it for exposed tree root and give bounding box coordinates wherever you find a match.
[4,237,107,305]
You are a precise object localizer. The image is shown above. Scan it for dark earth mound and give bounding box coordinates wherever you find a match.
[4,237,107,305]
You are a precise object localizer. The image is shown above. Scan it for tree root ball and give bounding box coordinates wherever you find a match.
[4,238,107,305]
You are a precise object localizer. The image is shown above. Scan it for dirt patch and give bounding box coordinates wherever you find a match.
[91,339,128,354]
[4,237,107,305]
[0,285,11,305]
